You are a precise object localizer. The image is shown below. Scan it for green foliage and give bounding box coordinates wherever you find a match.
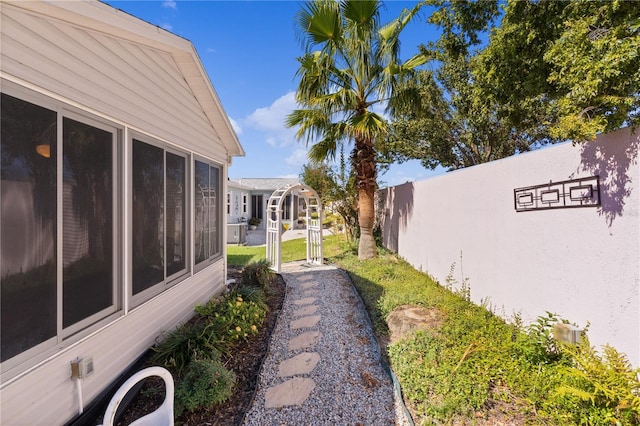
[507,311,567,369]
[152,282,270,413]
[300,162,337,207]
[480,0,640,142]
[380,0,553,171]
[227,234,346,268]
[326,246,640,425]
[233,285,267,308]
[196,294,266,345]
[549,339,640,425]
[151,321,215,375]
[240,259,275,289]
[175,358,236,415]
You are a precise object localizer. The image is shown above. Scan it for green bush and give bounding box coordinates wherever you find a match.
[196,293,266,345]
[240,259,275,289]
[548,339,640,425]
[233,285,267,309]
[151,322,217,375]
[175,358,236,415]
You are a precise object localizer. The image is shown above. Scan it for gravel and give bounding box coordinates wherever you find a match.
[242,261,404,426]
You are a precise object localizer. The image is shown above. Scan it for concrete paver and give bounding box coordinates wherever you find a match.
[290,314,321,330]
[278,352,320,377]
[288,330,322,351]
[292,305,318,317]
[293,297,316,306]
[264,378,316,408]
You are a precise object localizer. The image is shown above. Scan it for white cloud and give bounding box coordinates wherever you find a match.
[265,136,277,147]
[285,147,310,168]
[162,0,177,9]
[277,174,299,179]
[160,22,173,31]
[229,117,242,135]
[206,48,216,53]
[243,92,299,147]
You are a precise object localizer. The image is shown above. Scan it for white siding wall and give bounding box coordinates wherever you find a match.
[378,128,640,366]
[0,263,225,425]
[1,3,236,424]
[1,3,226,163]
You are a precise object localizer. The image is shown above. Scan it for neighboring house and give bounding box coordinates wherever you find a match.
[228,178,305,230]
[0,1,244,424]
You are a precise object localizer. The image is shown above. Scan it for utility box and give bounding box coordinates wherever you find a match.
[227,223,247,245]
[553,323,583,345]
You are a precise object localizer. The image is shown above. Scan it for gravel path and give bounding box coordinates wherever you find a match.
[242,261,402,426]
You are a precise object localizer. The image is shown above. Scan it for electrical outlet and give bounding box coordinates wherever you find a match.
[70,356,94,379]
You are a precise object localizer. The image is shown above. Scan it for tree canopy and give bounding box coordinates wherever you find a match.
[479,0,640,142]
[382,0,639,171]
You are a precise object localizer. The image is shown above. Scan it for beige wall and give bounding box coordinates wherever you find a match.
[379,127,640,366]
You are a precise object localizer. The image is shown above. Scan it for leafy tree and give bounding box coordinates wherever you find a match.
[381,0,557,171]
[299,162,336,207]
[479,0,640,142]
[300,151,360,242]
[287,0,426,259]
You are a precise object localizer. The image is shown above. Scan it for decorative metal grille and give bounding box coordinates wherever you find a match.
[514,175,600,212]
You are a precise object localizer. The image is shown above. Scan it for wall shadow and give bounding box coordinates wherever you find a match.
[576,130,639,227]
[378,182,415,253]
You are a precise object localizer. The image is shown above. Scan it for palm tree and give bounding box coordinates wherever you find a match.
[287,0,426,259]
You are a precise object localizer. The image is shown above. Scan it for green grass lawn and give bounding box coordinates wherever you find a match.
[227,234,345,267]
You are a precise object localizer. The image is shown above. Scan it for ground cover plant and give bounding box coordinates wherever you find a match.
[327,242,640,425]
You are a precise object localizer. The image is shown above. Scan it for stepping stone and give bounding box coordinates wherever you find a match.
[291,315,321,330]
[303,290,319,297]
[278,352,320,377]
[293,305,318,317]
[265,377,315,408]
[296,275,314,282]
[288,331,322,351]
[293,297,316,306]
[301,282,318,290]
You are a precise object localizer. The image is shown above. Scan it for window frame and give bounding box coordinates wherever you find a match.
[193,156,223,273]
[0,82,123,379]
[129,133,191,308]
[59,110,121,339]
[242,192,248,215]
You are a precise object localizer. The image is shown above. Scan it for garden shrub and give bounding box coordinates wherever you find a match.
[548,339,640,425]
[233,285,267,309]
[196,293,266,346]
[175,358,236,415]
[151,321,218,375]
[240,259,275,289]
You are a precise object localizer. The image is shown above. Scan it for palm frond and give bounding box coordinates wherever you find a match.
[349,110,387,141]
[299,0,343,47]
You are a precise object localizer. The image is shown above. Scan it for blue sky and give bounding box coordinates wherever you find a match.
[103,0,446,187]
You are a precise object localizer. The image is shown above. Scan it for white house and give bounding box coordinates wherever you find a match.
[227,178,305,231]
[0,1,244,424]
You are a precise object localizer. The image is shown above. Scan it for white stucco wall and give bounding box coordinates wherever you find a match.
[379,127,640,366]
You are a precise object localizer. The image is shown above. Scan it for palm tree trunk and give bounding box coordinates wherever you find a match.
[354,138,377,260]
[357,187,376,259]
